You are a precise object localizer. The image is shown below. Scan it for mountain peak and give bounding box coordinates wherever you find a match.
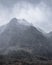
[10,18,17,24]
[7,18,18,28]
[9,18,30,26]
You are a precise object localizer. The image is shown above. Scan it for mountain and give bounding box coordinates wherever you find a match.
[0,18,51,58]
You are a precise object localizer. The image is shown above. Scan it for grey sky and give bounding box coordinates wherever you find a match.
[0,0,52,32]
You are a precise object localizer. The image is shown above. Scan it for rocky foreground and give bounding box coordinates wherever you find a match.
[0,51,52,65]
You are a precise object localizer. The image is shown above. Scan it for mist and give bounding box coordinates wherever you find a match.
[0,0,52,32]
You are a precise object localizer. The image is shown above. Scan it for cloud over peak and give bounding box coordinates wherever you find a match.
[0,0,52,32]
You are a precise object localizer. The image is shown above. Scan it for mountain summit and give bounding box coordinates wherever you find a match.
[8,18,18,27]
[8,18,30,27]
[10,18,17,23]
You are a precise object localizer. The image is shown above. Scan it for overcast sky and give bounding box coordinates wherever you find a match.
[0,0,52,32]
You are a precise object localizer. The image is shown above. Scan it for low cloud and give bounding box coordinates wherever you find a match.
[0,0,52,32]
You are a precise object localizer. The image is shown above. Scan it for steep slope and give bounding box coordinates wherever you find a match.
[20,26,51,56]
[0,18,51,57]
